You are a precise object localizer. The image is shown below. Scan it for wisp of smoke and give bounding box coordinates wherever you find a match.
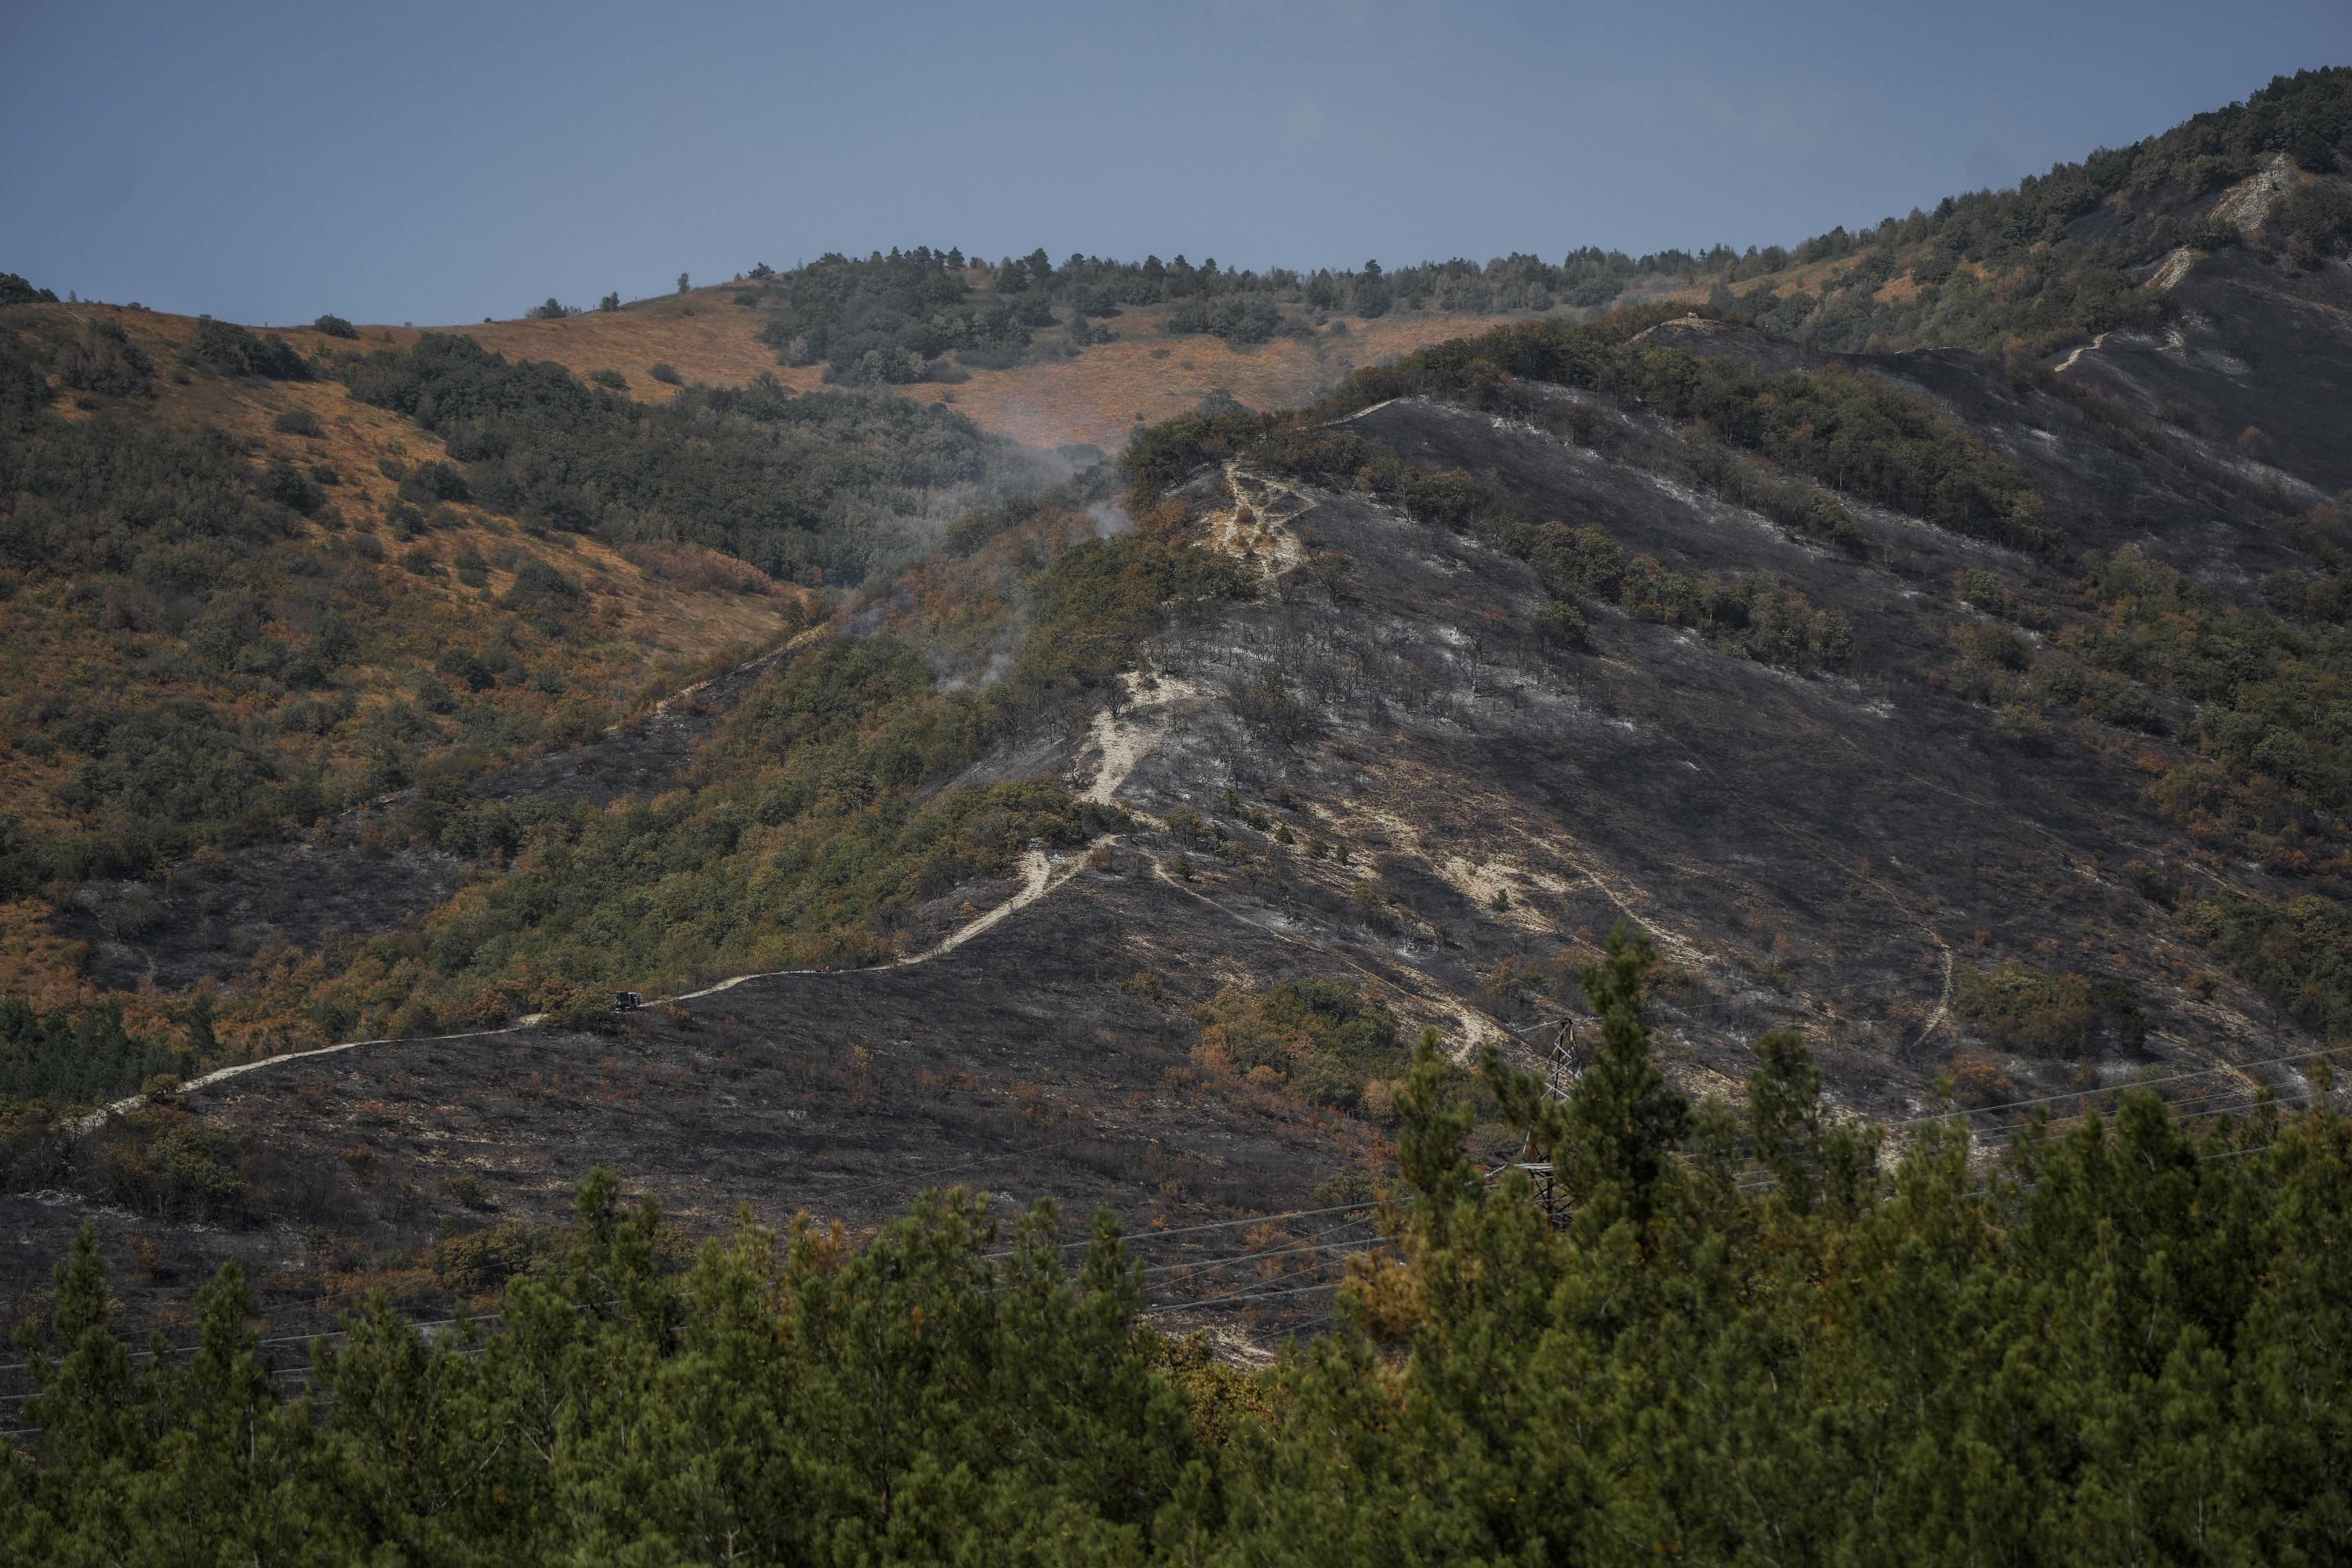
[1087,500,1134,537]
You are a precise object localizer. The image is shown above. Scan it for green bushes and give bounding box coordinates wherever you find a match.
[1321,315,2055,550]
[398,459,470,504]
[753,249,1030,382]
[270,406,323,437]
[499,559,582,617]
[1004,526,1250,702]
[0,271,59,307]
[1952,961,2149,1058]
[648,361,681,385]
[311,314,360,339]
[2181,891,2352,1039]
[1117,408,1265,495]
[185,319,308,379]
[85,1109,250,1221]
[56,321,154,397]
[2061,546,2352,882]
[258,459,326,514]
[49,702,288,866]
[1194,979,1405,1112]
[1512,521,1856,670]
[1167,294,1283,343]
[2276,181,2352,266]
[0,997,182,1112]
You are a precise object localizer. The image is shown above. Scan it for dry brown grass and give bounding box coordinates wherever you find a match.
[54,303,797,669]
[179,289,1526,450]
[914,309,1531,450]
[82,288,1551,453]
[376,294,1534,448]
[387,289,823,404]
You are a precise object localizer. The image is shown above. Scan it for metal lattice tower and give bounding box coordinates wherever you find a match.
[1512,1018,1584,1228]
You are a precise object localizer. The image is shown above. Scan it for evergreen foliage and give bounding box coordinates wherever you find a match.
[0,997,181,1108]
[9,957,2348,1562]
[0,274,60,307]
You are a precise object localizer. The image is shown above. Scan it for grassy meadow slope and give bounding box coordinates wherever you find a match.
[387,284,1533,452]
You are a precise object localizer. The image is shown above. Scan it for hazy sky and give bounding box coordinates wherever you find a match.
[7,1,2348,326]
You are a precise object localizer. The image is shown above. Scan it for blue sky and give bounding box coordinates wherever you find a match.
[6,0,2348,326]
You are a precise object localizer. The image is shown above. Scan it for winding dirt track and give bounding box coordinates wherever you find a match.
[88,671,1207,1125]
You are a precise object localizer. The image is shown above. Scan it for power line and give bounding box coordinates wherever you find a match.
[1142,1237,1381,1287]
[0,1308,505,1377]
[1142,1278,1348,1318]
[1889,1044,2347,1130]
[981,1200,1378,1260]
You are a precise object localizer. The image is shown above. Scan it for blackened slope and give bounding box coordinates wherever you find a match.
[2056,244,2352,496]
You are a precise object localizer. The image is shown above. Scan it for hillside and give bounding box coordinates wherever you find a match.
[3,64,2352,1439]
[413,287,1540,452]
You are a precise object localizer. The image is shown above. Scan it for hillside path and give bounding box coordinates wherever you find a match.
[86,673,1203,1122]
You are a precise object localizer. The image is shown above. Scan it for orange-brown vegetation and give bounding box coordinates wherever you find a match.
[310,290,1536,451]
[21,302,800,672]
[390,289,826,405]
[906,308,1532,451]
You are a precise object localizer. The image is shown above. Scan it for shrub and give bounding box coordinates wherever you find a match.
[423,1218,546,1294]
[648,361,682,386]
[258,459,326,515]
[312,314,360,339]
[590,368,626,390]
[437,648,497,691]
[1194,980,1406,1112]
[186,319,309,379]
[0,272,59,307]
[57,321,154,396]
[1953,962,2147,1058]
[0,996,181,1111]
[272,407,324,437]
[501,558,583,614]
[400,460,470,504]
[1536,599,1590,649]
